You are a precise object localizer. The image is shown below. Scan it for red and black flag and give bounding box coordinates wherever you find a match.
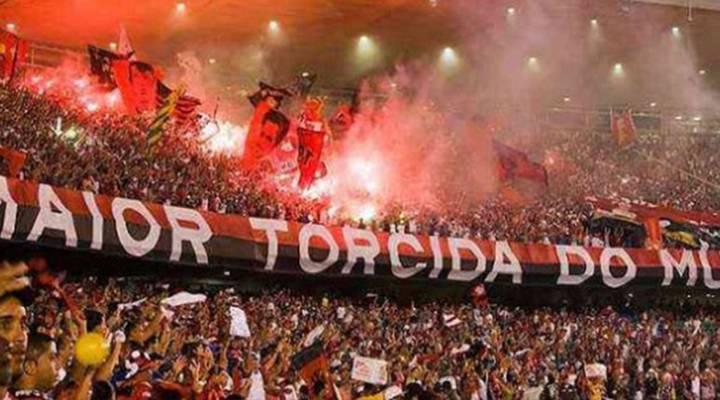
[291,341,328,383]
[157,82,201,125]
[493,140,548,185]
[0,31,27,83]
[611,109,636,146]
[242,82,291,169]
[87,45,120,86]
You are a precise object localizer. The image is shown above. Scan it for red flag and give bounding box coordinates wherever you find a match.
[297,99,328,189]
[0,147,26,177]
[112,59,158,115]
[241,89,290,170]
[291,342,328,383]
[611,109,636,146]
[0,31,27,82]
[493,140,548,185]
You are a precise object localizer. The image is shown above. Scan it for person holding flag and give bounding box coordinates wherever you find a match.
[296,97,331,190]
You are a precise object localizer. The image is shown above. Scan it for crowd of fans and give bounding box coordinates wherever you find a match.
[3,24,720,400]
[1,84,720,398]
[1,260,720,400]
[1,85,720,248]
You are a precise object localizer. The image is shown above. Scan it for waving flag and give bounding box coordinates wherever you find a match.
[297,98,328,189]
[493,140,548,185]
[291,341,328,382]
[0,31,26,82]
[611,109,636,146]
[242,82,291,169]
[87,45,119,86]
[157,82,201,125]
[148,86,183,146]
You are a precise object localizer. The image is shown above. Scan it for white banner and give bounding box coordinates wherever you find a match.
[229,306,251,338]
[584,363,607,380]
[161,291,207,307]
[351,356,388,385]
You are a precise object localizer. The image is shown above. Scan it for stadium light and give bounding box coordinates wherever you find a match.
[671,26,680,36]
[699,69,707,75]
[208,58,216,65]
[649,102,657,108]
[507,7,516,16]
[675,115,683,120]
[439,47,460,74]
[6,23,16,32]
[527,56,540,73]
[589,18,601,42]
[693,116,702,121]
[109,42,118,51]
[355,35,380,70]
[441,47,457,64]
[268,20,280,33]
[613,63,624,77]
[527,56,539,71]
[563,97,571,103]
[357,35,374,55]
[176,2,187,14]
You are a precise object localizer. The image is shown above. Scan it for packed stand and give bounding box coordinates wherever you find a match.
[1,260,720,399]
[1,86,720,248]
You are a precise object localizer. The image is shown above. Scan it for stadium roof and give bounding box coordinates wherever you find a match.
[3,0,720,104]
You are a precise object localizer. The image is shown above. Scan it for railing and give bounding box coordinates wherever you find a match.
[23,40,86,69]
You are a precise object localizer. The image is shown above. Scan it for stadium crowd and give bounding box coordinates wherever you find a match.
[1,86,720,248]
[1,260,720,400]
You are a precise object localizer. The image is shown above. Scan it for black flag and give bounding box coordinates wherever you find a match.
[87,45,120,86]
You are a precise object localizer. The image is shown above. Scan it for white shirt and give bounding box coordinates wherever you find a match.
[523,387,543,400]
[247,370,266,400]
